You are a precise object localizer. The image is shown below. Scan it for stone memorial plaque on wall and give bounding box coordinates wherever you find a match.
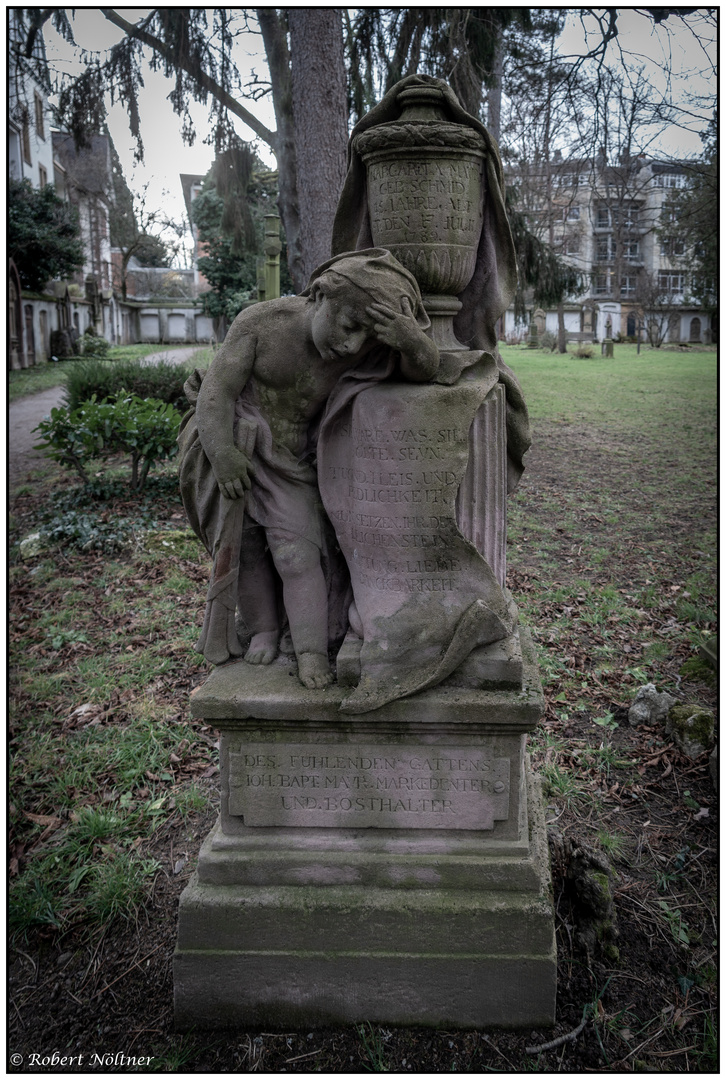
[228,743,510,829]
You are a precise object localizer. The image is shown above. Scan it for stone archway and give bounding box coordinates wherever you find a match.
[689,317,702,343]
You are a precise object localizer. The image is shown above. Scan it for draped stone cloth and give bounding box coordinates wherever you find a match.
[331,74,531,494]
[317,350,515,714]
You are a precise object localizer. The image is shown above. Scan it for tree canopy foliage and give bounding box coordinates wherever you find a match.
[505,189,585,318]
[346,8,532,123]
[193,139,293,321]
[13,8,715,304]
[9,179,85,293]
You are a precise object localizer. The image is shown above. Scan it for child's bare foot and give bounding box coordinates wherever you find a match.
[245,631,278,665]
[297,652,333,689]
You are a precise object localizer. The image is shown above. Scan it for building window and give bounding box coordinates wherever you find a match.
[558,172,580,189]
[620,275,638,296]
[593,272,611,296]
[561,237,581,256]
[619,205,639,227]
[34,92,45,140]
[660,238,686,257]
[623,238,640,261]
[653,172,687,189]
[596,237,615,262]
[658,271,685,294]
[9,128,22,178]
[22,109,32,165]
[38,164,47,188]
[562,204,580,221]
[596,204,611,227]
[53,162,66,199]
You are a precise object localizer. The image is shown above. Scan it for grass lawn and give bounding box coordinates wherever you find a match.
[502,341,717,431]
[9,343,214,402]
[9,343,717,1071]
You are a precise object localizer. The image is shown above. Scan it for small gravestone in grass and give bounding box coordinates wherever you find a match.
[174,76,554,1030]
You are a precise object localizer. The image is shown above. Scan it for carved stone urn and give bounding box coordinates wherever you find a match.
[353,85,486,352]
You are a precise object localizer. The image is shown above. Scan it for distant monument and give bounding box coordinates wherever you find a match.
[174,75,555,1030]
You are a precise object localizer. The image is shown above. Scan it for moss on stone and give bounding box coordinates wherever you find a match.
[667,704,714,756]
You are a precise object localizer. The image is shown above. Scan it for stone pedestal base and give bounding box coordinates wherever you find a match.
[175,762,554,1029]
[174,629,556,1029]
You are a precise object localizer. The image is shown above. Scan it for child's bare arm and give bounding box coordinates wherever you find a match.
[367,297,439,382]
[196,318,257,500]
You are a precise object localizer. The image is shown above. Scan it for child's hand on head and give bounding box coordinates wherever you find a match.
[367,295,439,382]
[367,296,423,353]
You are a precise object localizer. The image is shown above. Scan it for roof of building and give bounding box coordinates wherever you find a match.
[179,173,207,230]
[52,132,113,199]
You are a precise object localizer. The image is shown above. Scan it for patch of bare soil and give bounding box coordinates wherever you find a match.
[8,789,716,1073]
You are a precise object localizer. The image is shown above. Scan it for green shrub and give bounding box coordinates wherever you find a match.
[80,330,111,358]
[33,395,181,490]
[31,401,106,482]
[540,330,557,351]
[64,358,192,413]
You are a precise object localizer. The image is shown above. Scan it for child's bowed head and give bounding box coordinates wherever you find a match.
[304,248,431,330]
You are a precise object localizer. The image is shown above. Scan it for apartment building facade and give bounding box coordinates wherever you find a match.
[9,15,215,367]
[502,155,712,345]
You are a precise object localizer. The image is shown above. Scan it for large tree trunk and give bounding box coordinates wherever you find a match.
[557,300,566,353]
[486,29,504,142]
[288,9,348,286]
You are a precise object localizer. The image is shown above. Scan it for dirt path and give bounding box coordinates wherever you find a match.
[9,347,205,488]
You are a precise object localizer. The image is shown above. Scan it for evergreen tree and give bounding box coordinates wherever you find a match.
[193,141,293,321]
[9,179,85,293]
[505,189,584,320]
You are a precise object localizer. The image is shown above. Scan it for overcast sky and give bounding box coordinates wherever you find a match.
[40,8,716,266]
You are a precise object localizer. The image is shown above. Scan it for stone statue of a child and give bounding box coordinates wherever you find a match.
[179,249,437,690]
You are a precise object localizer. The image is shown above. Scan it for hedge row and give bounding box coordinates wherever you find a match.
[64,359,194,414]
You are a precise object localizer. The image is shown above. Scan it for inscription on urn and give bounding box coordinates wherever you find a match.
[355,116,486,300]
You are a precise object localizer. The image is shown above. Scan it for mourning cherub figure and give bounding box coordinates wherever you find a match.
[179,249,437,689]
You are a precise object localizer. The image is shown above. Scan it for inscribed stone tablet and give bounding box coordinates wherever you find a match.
[318,378,514,711]
[228,743,510,829]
